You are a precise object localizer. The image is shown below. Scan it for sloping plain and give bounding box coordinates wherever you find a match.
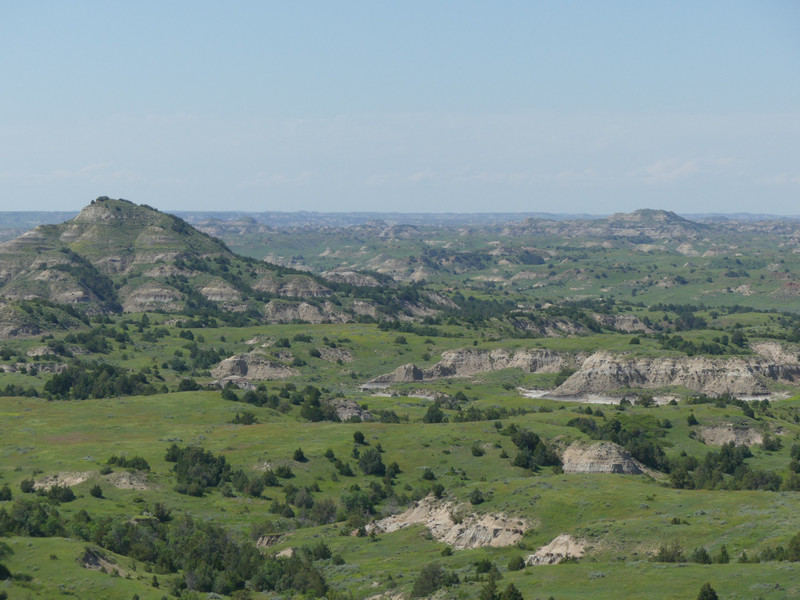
[2,203,800,599]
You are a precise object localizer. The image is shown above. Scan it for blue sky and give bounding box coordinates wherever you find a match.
[1,1,798,213]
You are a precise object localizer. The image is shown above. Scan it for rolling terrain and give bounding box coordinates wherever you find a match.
[2,200,800,599]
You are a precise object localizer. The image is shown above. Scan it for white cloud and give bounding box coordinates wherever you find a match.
[638,157,737,184]
[46,163,138,183]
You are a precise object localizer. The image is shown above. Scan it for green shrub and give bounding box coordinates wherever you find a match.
[275,465,294,479]
[653,541,685,563]
[46,484,75,503]
[697,583,718,600]
[469,489,485,505]
[358,448,385,476]
[423,404,445,424]
[507,555,525,571]
[108,455,150,471]
[689,547,711,564]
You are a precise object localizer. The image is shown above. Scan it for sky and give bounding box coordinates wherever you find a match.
[1,1,798,214]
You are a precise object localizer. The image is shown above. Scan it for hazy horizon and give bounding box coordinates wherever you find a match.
[2,2,798,214]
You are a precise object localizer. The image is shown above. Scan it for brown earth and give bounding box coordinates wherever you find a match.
[366,496,529,549]
[526,534,586,565]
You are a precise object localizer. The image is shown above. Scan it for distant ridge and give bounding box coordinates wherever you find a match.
[2,209,800,231]
[0,197,448,332]
[0,198,332,316]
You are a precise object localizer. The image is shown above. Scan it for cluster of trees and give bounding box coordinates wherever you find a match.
[43,361,162,400]
[669,442,789,491]
[0,383,39,398]
[377,319,446,338]
[165,443,291,499]
[445,292,517,325]
[0,498,329,596]
[567,414,668,471]
[51,248,121,312]
[501,425,561,471]
[166,444,232,496]
[223,383,345,422]
[452,405,529,423]
[107,454,150,471]
[655,533,800,566]
[655,333,744,356]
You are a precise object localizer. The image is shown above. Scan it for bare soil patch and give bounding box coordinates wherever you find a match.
[700,425,763,446]
[526,534,586,565]
[366,496,529,549]
[34,471,92,490]
[106,470,151,490]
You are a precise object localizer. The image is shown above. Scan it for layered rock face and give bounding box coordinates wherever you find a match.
[327,398,373,422]
[371,343,800,397]
[371,363,424,384]
[699,425,764,446]
[560,441,645,474]
[254,274,332,298]
[591,313,653,333]
[526,534,586,566]
[371,348,568,383]
[263,301,350,324]
[367,496,529,549]
[426,348,567,378]
[211,352,298,381]
[552,351,800,396]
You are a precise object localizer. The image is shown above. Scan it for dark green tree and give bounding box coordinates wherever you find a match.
[500,583,524,600]
[697,583,718,600]
[358,447,385,476]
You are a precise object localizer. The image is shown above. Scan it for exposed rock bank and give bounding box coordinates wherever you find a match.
[366,496,529,549]
[526,534,586,565]
[560,441,647,475]
[699,425,764,446]
[211,351,298,381]
[370,348,568,383]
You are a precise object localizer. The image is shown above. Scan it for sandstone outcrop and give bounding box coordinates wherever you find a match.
[318,347,354,363]
[371,363,424,384]
[327,398,373,422]
[211,352,298,381]
[34,471,92,490]
[367,496,528,549]
[561,441,646,474]
[526,534,586,565]
[255,274,332,298]
[263,301,351,324]
[426,348,567,379]
[371,345,800,397]
[370,348,569,383]
[121,283,183,313]
[552,351,800,396]
[699,425,764,446]
[591,313,653,333]
[321,270,384,287]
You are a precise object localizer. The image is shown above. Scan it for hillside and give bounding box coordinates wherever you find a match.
[0,198,445,330]
[3,204,800,599]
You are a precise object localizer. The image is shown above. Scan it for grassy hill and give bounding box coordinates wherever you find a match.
[3,204,800,599]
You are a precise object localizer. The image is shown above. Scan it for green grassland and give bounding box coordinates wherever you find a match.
[4,316,800,598]
[4,208,800,599]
